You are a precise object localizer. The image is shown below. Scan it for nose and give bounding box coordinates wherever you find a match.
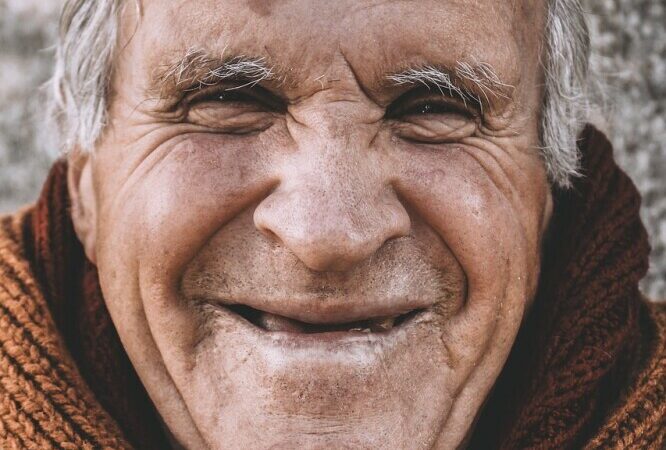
[254,159,410,272]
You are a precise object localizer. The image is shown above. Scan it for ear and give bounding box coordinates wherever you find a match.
[67,150,98,264]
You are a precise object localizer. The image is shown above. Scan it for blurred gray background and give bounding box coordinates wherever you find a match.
[0,0,664,298]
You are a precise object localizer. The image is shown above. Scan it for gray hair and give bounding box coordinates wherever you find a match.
[51,0,120,154]
[50,0,591,188]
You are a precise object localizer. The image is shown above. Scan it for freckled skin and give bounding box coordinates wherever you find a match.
[68,0,552,448]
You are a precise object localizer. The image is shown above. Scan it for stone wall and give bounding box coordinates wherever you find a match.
[0,0,663,298]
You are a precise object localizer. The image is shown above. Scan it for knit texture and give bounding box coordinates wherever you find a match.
[23,162,170,450]
[0,209,130,444]
[0,125,663,449]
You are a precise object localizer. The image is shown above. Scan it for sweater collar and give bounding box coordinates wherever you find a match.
[25,163,170,449]
[472,125,649,448]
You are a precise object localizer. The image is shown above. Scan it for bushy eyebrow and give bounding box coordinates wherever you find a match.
[386,61,514,110]
[151,48,277,99]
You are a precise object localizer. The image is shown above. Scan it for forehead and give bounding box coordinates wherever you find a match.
[125,0,544,91]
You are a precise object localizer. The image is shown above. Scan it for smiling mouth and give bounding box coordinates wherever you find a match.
[226,304,421,334]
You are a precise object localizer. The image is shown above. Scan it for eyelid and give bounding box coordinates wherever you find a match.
[186,82,286,112]
[385,87,480,119]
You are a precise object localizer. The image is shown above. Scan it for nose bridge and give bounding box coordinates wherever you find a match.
[254,133,410,272]
[291,96,380,146]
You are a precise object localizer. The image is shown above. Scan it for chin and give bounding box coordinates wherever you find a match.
[178,302,456,449]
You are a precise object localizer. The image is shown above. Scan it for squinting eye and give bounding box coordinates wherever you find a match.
[194,89,262,107]
[188,85,286,112]
[184,85,286,133]
[217,91,251,102]
[385,87,479,120]
[404,101,472,117]
[216,90,256,103]
[389,98,476,119]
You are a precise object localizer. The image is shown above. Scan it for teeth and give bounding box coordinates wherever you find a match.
[256,312,399,334]
[369,317,396,332]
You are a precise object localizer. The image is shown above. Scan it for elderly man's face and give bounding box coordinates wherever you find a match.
[69,0,551,448]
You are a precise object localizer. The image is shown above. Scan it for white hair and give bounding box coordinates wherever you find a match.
[159,49,275,92]
[50,0,591,188]
[541,0,591,187]
[51,0,121,153]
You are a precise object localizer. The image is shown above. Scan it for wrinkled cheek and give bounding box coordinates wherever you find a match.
[395,148,534,377]
[123,136,274,269]
[94,135,277,390]
[103,137,272,288]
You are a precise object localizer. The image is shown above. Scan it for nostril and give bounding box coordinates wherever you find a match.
[257,226,281,245]
[286,232,380,272]
[253,195,286,245]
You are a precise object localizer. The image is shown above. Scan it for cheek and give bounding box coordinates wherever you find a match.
[393,143,543,337]
[397,150,519,282]
[93,133,281,348]
[99,133,277,275]
[386,142,547,421]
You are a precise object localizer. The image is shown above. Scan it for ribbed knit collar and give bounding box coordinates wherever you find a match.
[24,164,170,449]
[23,125,655,449]
[470,126,651,449]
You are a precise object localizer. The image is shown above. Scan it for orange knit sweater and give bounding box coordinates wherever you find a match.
[0,210,131,448]
[0,126,663,449]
